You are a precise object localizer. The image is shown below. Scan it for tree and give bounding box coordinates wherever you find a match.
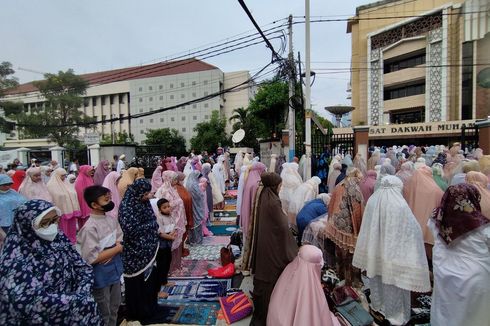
[101,131,136,145]
[0,61,18,96]
[190,110,230,153]
[247,79,289,139]
[14,69,93,147]
[144,128,187,156]
[229,107,259,150]
[315,114,334,134]
[0,62,21,133]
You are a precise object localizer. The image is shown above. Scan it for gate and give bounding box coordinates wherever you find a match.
[461,125,479,152]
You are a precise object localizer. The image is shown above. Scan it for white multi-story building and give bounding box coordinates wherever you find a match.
[2,59,254,148]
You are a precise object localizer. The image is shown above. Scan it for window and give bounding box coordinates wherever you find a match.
[384,83,425,100]
[83,98,89,107]
[140,119,143,124]
[139,98,143,103]
[192,81,196,86]
[204,115,209,119]
[149,86,153,91]
[139,87,143,92]
[384,52,426,74]
[192,92,196,97]
[159,85,163,90]
[171,117,175,122]
[169,83,174,89]
[119,114,124,120]
[139,108,143,113]
[149,97,153,102]
[119,94,125,104]
[149,107,153,111]
[110,95,114,105]
[180,82,185,87]
[150,118,154,123]
[160,118,164,122]
[462,42,473,120]
[203,80,208,85]
[192,104,197,109]
[193,116,197,120]
[92,97,97,106]
[159,96,163,100]
[101,115,106,124]
[182,127,186,132]
[181,116,186,121]
[390,109,425,124]
[170,95,174,99]
[181,94,185,99]
[204,91,208,96]
[204,103,209,108]
[140,130,144,134]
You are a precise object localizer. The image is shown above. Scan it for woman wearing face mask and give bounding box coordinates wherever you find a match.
[118,179,164,324]
[0,199,102,325]
[18,167,53,202]
[47,168,82,244]
[0,175,26,234]
[75,165,95,229]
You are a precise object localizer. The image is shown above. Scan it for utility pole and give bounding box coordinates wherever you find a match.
[304,0,312,179]
[287,15,295,162]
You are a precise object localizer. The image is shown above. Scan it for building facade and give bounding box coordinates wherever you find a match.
[2,59,254,148]
[347,0,489,144]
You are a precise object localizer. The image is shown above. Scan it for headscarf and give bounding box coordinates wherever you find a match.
[367,151,381,171]
[432,152,447,166]
[432,163,448,192]
[47,168,81,219]
[101,171,122,220]
[279,162,303,213]
[342,154,353,167]
[185,171,205,229]
[396,161,414,185]
[250,172,298,282]
[403,166,444,244]
[359,170,377,204]
[174,172,193,231]
[374,164,396,190]
[191,156,202,172]
[431,184,489,244]
[93,160,110,186]
[151,166,163,193]
[465,171,490,219]
[18,167,53,202]
[353,176,431,293]
[327,163,342,194]
[11,170,26,191]
[267,245,336,326]
[353,153,367,176]
[0,199,102,325]
[240,162,267,238]
[117,167,139,198]
[414,158,427,170]
[212,155,226,194]
[236,165,251,216]
[74,165,94,220]
[288,176,322,216]
[155,171,186,250]
[201,163,214,213]
[234,151,244,176]
[176,156,187,172]
[479,155,490,179]
[118,179,158,276]
[41,166,52,184]
[0,175,26,228]
[325,168,364,253]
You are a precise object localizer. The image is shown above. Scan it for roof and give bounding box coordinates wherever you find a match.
[5,58,220,95]
[355,0,401,15]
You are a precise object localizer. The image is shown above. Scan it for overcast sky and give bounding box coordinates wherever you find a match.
[1,0,369,119]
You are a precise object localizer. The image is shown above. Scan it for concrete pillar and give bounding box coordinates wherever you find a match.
[476,119,490,154]
[353,126,370,161]
[49,146,65,166]
[88,144,101,167]
[16,147,30,166]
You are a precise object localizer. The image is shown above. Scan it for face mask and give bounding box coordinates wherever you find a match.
[101,201,115,212]
[35,223,58,242]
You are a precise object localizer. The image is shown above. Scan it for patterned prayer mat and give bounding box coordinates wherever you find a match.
[170,259,221,278]
[209,225,238,236]
[202,235,230,246]
[184,244,223,261]
[161,278,231,302]
[157,300,220,325]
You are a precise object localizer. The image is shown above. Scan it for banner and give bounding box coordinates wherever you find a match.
[368,120,476,138]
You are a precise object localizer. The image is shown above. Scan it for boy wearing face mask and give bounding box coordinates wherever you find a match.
[79,185,123,326]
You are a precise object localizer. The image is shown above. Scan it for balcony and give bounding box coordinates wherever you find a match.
[384,94,425,112]
[383,65,426,88]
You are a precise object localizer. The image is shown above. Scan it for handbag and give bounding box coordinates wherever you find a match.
[220,245,235,266]
[219,292,253,324]
[335,301,374,326]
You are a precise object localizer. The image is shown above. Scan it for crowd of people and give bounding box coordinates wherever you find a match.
[0,142,489,325]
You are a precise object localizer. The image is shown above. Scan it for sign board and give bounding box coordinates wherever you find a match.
[368,119,476,138]
[0,149,20,167]
[83,133,100,145]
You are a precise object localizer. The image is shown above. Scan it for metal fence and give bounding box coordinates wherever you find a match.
[461,125,479,152]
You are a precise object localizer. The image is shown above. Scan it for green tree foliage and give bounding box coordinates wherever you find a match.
[0,62,19,96]
[144,128,187,156]
[229,107,258,150]
[14,69,93,147]
[247,79,288,139]
[0,62,21,133]
[190,111,230,153]
[101,131,136,145]
[315,114,334,134]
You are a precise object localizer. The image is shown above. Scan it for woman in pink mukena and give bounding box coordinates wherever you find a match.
[74,165,95,228]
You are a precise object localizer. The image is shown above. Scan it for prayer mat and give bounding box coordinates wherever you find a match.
[213,210,237,219]
[170,259,221,278]
[185,244,223,260]
[161,278,231,302]
[209,225,238,236]
[225,190,238,198]
[157,300,220,325]
[202,235,230,246]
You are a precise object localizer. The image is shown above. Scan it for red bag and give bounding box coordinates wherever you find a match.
[208,263,235,278]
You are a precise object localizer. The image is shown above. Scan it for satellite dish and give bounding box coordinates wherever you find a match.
[232,129,245,144]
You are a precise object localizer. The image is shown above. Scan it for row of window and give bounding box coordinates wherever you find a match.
[83,93,127,107]
[138,103,211,113]
[138,91,209,103]
[138,80,209,92]
[139,114,209,124]
[384,83,425,100]
[384,52,426,74]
